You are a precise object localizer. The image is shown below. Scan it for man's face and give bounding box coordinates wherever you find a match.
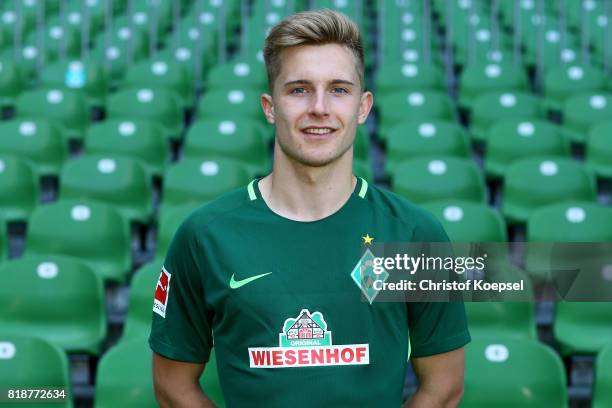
[261,43,373,167]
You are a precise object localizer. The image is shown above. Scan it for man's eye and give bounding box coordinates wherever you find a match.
[332,87,349,94]
[291,87,307,94]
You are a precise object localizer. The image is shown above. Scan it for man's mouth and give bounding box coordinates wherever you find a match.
[302,127,337,136]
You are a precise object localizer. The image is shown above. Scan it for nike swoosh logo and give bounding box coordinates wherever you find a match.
[229,272,272,289]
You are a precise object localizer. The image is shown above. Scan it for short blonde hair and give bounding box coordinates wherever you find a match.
[263,9,364,92]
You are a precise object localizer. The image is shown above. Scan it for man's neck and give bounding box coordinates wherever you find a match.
[259,149,356,222]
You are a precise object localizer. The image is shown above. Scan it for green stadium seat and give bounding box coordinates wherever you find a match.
[186,0,241,39]
[164,19,218,75]
[155,203,199,262]
[422,199,513,281]
[465,301,537,340]
[94,338,224,408]
[461,338,568,407]
[484,119,570,179]
[161,158,251,213]
[522,24,580,70]
[385,120,470,174]
[23,23,81,61]
[156,43,214,87]
[422,200,508,242]
[594,343,612,408]
[1,44,53,81]
[0,58,25,107]
[242,12,285,52]
[123,60,194,110]
[562,93,612,144]
[24,200,132,283]
[112,12,158,43]
[196,88,265,125]
[392,157,486,204]
[470,91,544,142]
[544,65,606,112]
[106,87,183,141]
[555,302,612,356]
[90,26,149,82]
[0,335,72,408]
[561,0,604,30]
[59,155,153,224]
[377,91,456,141]
[379,22,436,62]
[553,47,583,70]
[122,261,161,341]
[586,121,612,179]
[205,60,268,91]
[502,157,597,224]
[129,0,174,37]
[381,47,442,68]
[84,119,169,178]
[458,62,529,112]
[499,0,554,29]
[464,267,537,340]
[528,202,612,243]
[526,201,612,281]
[183,119,270,177]
[0,255,106,354]
[41,60,108,108]
[453,27,514,68]
[0,119,68,177]
[0,7,35,46]
[46,11,96,46]
[15,88,89,142]
[64,0,122,38]
[375,63,445,95]
[0,155,39,222]
[379,3,423,35]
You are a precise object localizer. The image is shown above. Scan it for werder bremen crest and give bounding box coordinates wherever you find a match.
[351,248,389,303]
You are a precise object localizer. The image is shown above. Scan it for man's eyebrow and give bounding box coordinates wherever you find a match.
[283,79,356,87]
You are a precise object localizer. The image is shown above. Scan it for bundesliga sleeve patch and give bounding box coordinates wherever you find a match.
[153,266,171,318]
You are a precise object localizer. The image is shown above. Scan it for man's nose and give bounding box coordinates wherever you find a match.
[308,89,330,116]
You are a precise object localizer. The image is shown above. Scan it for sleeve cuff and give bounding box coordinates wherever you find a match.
[149,337,211,364]
[410,330,471,359]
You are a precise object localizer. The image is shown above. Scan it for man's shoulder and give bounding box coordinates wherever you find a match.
[364,182,448,242]
[180,183,255,232]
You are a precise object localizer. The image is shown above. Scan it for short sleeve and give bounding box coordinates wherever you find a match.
[149,217,213,363]
[407,209,471,358]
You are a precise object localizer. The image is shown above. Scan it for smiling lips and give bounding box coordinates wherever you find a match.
[301,126,337,136]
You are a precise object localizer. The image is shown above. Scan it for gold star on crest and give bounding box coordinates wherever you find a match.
[362,234,374,245]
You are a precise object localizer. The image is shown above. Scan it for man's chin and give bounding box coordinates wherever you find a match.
[277,140,353,168]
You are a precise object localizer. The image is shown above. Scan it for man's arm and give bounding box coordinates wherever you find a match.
[153,352,217,408]
[404,347,465,408]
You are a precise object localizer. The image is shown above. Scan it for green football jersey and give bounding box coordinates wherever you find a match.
[150,177,470,407]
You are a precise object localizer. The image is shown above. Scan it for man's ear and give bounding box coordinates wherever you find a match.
[261,93,275,124]
[357,90,374,125]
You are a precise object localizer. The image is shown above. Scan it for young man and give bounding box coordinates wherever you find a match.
[150,9,470,408]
